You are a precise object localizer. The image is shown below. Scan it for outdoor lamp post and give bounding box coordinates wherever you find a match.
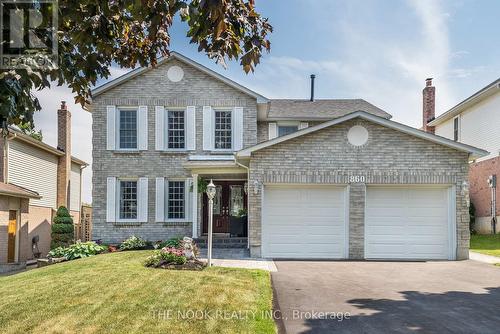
[206,179,216,266]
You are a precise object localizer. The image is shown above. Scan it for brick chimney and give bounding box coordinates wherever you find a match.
[422,78,435,133]
[56,101,71,208]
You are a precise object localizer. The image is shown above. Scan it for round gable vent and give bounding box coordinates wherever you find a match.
[347,125,369,146]
[167,65,184,82]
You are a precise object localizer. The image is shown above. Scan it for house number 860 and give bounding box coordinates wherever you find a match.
[349,175,366,183]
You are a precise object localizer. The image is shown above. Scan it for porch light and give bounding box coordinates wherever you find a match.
[253,180,260,195]
[206,180,216,267]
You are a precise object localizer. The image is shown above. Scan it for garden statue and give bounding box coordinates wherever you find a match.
[182,237,196,259]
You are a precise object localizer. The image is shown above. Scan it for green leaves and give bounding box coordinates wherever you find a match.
[1,0,272,127]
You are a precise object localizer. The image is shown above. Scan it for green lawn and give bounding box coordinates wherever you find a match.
[0,251,275,334]
[470,234,500,257]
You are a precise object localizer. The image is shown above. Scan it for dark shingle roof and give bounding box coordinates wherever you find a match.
[268,99,391,120]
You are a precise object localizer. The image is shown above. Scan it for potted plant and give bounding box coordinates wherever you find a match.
[230,208,248,237]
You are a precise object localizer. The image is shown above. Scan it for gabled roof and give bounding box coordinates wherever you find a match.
[236,111,488,160]
[268,99,391,120]
[6,128,87,166]
[91,52,269,103]
[0,182,41,199]
[428,78,500,126]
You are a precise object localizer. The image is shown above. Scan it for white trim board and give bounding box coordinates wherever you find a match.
[236,111,489,160]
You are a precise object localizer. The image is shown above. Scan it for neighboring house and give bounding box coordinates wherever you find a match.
[90,52,487,260]
[0,102,87,269]
[425,78,500,234]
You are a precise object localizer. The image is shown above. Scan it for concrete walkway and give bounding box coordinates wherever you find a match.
[470,251,500,264]
[199,248,277,272]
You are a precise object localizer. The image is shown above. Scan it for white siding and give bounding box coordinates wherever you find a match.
[435,93,500,161]
[435,118,454,139]
[8,139,58,208]
[70,162,81,211]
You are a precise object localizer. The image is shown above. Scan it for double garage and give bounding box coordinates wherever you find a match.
[262,184,455,260]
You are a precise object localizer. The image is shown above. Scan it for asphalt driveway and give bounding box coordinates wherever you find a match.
[272,260,500,334]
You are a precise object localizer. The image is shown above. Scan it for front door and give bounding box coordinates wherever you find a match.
[7,210,17,263]
[203,181,247,234]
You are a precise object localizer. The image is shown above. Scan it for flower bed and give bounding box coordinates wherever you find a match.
[144,237,205,271]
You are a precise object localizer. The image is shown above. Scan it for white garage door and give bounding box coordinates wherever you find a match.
[262,185,347,259]
[365,186,452,260]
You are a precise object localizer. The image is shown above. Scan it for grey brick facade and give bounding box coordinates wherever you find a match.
[91,58,257,243]
[247,119,470,259]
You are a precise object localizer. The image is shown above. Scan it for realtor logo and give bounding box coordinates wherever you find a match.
[0,0,58,69]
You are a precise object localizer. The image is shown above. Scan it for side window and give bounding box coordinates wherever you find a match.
[453,117,459,142]
[214,110,232,149]
[278,125,299,137]
[167,110,186,149]
[119,109,138,149]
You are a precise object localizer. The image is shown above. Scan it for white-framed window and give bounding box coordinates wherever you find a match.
[118,180,138,219]
[269,121,308,140]
[453,116,460,142]
[118,108,138,149]
[106,176,148,223]
[155,177,192,222]
[167,109,186,149]
[214,109,232,150]
[278,125,299,137]
[167,180,186,219]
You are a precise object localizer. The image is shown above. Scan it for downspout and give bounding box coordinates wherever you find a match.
[234,154,250,249]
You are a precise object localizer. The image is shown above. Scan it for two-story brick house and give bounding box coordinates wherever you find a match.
[425,78,500,234]
[90,52,487,260]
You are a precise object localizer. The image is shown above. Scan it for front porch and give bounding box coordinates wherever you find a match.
[184,156,250,248]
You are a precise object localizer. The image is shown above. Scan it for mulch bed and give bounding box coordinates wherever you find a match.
[154,259,207,271]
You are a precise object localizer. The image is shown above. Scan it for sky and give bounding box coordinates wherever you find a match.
[33,0,500,203]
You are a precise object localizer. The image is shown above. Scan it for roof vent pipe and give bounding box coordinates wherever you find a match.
[310,74,316,102]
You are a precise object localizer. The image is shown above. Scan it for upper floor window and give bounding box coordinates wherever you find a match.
[453,117,459,142]
[119,109,138,149]
[167,110,185,149]
[167,180,185,219]
[119,180,138,219]
[214,110,232,150]
[278,125,298,137]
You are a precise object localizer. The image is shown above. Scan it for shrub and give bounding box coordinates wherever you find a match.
[153,237,182,249]
[51,224,74,234]
[47,247,66,258]
[51,206,74,249]
[63,242,106,260]
[469,202,476,234]
[47,241,106,260]
[120,236,147,250]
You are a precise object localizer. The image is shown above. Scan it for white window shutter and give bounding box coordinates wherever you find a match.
[233,107,244,151]
[155,106,165,150]
[155,177,165,222]
[186,106,196,151]
[268,122,277,140]
[185,178,193,220]
[203,106,214,150]
[138,105,148,150]
[106,177,116,222]
[138,177,149,222]
[299,122,309,130]
[106,106,116,150]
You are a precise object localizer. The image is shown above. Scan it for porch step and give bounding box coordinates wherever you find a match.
[194,237,248,249]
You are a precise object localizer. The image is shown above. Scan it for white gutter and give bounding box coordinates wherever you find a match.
[234,156,251,249]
